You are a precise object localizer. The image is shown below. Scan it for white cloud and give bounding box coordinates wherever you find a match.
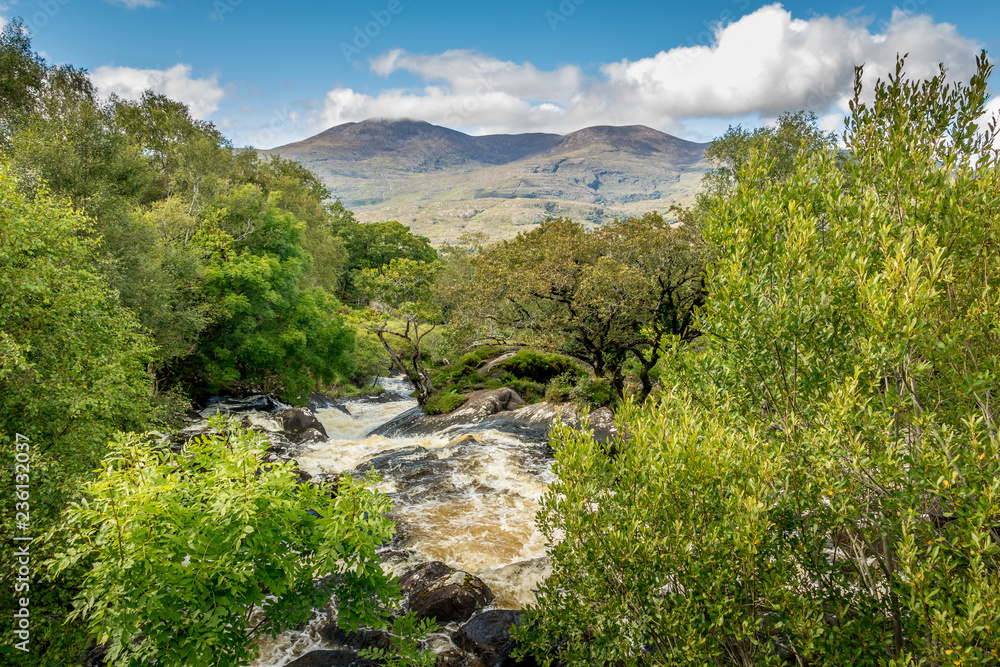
[979,96,1000,145]
[105,0,161,8]
[90,63,224,119]
[311,4,982,137]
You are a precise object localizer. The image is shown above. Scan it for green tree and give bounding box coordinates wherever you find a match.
[700,109,840,198]
[519,55,1000,665]
[0,18,44,139]
[329,214,437,304]
[183,187,355,403]
[0,166,156,663]
[357,258,444,405]
[47,420,415,667]
[465,214,707,400]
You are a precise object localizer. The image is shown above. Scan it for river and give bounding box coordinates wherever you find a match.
[249,379,556,666]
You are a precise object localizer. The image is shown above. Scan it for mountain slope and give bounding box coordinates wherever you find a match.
[267,119,710,243]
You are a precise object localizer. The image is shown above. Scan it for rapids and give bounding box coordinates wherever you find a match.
[250,379,555,666]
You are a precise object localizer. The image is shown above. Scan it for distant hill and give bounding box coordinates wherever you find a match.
[266,119,711,244]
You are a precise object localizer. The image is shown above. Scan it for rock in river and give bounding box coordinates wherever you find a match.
[400,561,495,625]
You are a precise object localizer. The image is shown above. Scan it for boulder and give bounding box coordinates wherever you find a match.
[298,427,328,444]
[450,388,525,420]
[453,610,525,667]
[284,649,379,667]
[435,648,471,666]
[308,391,352,415]
[487,403,616,443]
[321,625,393,652]
[278,407,328,440]
[400,561,495,625]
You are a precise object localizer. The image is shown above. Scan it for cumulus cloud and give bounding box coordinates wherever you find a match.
[90,64,224,119]
[313,4,983,137]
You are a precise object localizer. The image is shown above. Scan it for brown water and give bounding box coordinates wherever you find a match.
[250,380,554,666]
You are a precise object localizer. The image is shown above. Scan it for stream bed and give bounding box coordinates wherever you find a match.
[245,379,559,666]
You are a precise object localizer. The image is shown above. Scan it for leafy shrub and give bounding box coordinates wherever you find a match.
[518,55,1000,665]
[423,390,469,415]
[569,376,616,409]
[48,420,432,667]
[544,372,577,403]
[497,350,585,384]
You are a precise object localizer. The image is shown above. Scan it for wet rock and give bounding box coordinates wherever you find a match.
[202,394,288,415]
[487,403,616,443]
[450,388,525,420]
[400,561,495,625]
[454,610,524,667]
[299,427,328,444]
[355,446,432,475]
[279,407,329,440]
[369,390,525,438]
[321,625,393,652]
[309,391,352,415]
[435,648,471,666]
[367,406,427,437]
[285,650,379,667]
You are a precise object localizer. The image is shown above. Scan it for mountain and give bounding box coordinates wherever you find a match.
[267,119,711,244]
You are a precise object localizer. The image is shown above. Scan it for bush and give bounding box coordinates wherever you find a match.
[569,376,616,409]
[47,420,430,667]
[518,55,1000,665]
[423,390,469,415]
[543,372,577,403]
[497,350,585,384]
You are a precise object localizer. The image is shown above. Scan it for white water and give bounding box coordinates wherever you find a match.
[251,379,554,666]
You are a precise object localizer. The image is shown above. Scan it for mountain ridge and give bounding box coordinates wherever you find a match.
[266,118,711,243]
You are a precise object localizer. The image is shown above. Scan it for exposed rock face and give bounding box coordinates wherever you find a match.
[284,650,379,667]
[400,561,495,625]
[453,610,525,666]
[278,406,329,441]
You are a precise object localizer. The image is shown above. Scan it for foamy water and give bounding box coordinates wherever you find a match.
[250,379,554,666]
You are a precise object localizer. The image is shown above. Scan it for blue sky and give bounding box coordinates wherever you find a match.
[3,0,997,147]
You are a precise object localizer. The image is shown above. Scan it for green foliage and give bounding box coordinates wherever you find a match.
[567,376,615,409]
[543,372,577,404]
[497,350,585,385]
[330,213,437,304]
[0,167,156,663]
[427,347,582,411]
[0,19,44,137]
[520,55,1000,665]
[47,420,404,667]
[423,390,470,416]
[701,109,840,199]
[466,213,707,400]
[187,189,356,403]
[359,613,438,667]
[1,30,361,400]
[357,257,444,405]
